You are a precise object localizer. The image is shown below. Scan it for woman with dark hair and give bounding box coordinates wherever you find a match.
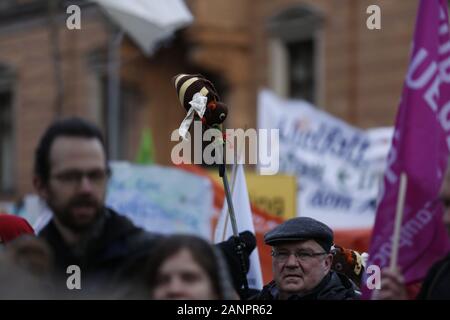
[145,234,236,300]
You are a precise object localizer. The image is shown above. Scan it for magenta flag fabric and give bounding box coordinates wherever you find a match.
[364,0,450,298]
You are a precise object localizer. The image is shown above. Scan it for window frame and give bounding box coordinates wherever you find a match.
[266,5,324,106]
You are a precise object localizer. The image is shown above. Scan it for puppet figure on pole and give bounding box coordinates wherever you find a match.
[173,74,249,295]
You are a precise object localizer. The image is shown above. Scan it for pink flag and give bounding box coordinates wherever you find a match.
[364,0,450,297]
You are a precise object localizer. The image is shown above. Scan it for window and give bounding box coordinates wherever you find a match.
[0,65,15,193]
[267,5,323,104]
[287,39,315,101]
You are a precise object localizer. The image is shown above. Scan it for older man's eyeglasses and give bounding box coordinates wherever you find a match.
[51,169,110,186]
[271,249,328,263]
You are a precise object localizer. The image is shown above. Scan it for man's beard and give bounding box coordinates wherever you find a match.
[48,195,104,233]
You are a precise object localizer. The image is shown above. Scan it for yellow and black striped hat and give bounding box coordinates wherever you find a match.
[173,74,219,113]
[173,73,228,126]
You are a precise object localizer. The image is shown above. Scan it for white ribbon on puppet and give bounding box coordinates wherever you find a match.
[178,92,208,140]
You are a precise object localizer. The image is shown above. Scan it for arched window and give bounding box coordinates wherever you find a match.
[0,64,15,193]
[267,5,323,104]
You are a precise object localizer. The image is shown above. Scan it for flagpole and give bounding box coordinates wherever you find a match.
[390,172,407,271]
[221,141,241,241]
[215,125,249,295]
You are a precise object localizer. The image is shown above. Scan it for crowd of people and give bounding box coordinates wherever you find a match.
[1,117,449,300]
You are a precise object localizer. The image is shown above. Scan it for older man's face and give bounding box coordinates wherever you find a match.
[272,240,332,299]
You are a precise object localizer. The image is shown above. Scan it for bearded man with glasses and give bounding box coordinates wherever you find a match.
[32,117,255,299]
[252,217,360,300]
[32,118,160,297]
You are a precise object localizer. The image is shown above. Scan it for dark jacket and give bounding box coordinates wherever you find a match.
[416,252,450,300]
[39,208,159,298]
[251,271,361,300]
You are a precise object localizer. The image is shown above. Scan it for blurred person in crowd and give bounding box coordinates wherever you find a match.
[252,217,360,300]
[2,235,58,299]
[373,159,450,300]
[145,234,237,300]
[33,117,255,298]
[5,235,54,277]
[33,117,156,297]
[0,238,54,299]
[0,214,34,244]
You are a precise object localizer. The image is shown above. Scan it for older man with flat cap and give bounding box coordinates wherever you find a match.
[252,217,360,300]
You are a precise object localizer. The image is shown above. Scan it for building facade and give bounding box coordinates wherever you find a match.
[0,0,421,202]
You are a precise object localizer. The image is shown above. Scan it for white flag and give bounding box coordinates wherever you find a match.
[214,164,263,290]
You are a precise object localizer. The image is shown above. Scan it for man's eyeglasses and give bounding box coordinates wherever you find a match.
[271,249,328,263]
[51,169,110,186]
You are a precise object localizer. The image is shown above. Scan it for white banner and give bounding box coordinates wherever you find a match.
[258,90,392,229]
[27,162,215,237]
[106,162,214,238]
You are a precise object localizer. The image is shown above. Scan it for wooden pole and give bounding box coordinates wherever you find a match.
[390,172,407,271]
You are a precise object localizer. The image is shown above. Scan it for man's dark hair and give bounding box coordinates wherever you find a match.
[34,117,108,184]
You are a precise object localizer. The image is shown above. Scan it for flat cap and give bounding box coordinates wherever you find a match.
[264,217,334,252]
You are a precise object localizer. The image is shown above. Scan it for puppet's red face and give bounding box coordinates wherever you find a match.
[202,101,227,126]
